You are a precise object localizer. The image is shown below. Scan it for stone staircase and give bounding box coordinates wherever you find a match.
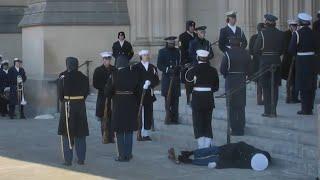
[85,82,319,178]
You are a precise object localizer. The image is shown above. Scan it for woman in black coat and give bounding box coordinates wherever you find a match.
[105,56,140,162]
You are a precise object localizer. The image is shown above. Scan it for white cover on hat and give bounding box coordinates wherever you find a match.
[100,51,112,58]
[288,19,298,25]
[1,60,9,64]
[225,11,237,16]
[14,58,19,61]
[0,54,3,58]
[298,13,312,21]
[196,50,210,58]
[139,50,149,56]
[251,153,269,171]
[318,10,320,14]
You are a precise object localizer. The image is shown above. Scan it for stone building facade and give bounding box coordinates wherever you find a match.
[0,0,319,114]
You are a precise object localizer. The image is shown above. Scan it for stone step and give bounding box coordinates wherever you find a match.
[153,121,317,161]
[151,123,318,177]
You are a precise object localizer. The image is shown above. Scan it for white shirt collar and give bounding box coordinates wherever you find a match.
[141,61,149,71]
[15,66,19,72]
[3,69,8,74]
[228,23,237,34]
[119,40,125,47]
[187,31,194,37]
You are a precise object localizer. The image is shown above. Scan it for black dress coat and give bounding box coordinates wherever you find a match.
[93,65,116,118]
[157,47,181,97]
[8,67,26,105]
[58,70,90,137]
[112,40,134,61]
[104,67,140,133]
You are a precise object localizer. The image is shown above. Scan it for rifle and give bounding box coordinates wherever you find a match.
[102,97,111,144]
[137,88,147,140]
[286,57,295,102]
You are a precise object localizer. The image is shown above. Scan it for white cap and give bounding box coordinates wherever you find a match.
[288,19,298,25]
[318,10,320,14]
[196,50,210,58]
[1,60,9,65]
[251,153,269,171]
[14,58,20,61]
[139,50,149,56]
[225,11,237,16]
[298,13,312,21]
[100,51,112,58]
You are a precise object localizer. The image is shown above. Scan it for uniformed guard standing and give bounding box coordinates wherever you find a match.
[220,38,251,136]
[112,31,134,61]
[134,50,160,141]
[157,36,181,125]
[289,13,318,115]
[281,20,300,104]
[8,58,27,119]
[219,11,247,53]
[253,14,285,117]
[93,51,116,143]
[179,20,197,104]
[185,50,219,149]
[312,11,320,32]
[105,56,140,162]
[249,23,265,105]
[189,26,214,64]
[58,57,90,166]
[0,60,10,116]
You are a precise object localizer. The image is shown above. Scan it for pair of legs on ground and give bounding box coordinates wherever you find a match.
[115,131,133,162]
[61,136,86,166]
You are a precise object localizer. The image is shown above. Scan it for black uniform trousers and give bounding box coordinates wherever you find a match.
[0,97,8,116]
[192,108,213,139]
[228,106,245,133]
[301,89,315,113]
[165,95,179,123]
[262,84,279,115]
[61,136,86,164]
[141,103,153,131]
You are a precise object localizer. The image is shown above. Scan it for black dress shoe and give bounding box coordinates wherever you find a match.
[142,136,152,141]
[62,162,72,166]
[115,156,128,162]
[262,113,271,117]
[20,115,26,119]
[231,131,244,136]
[297,110,313,115]
[77,160,84,165]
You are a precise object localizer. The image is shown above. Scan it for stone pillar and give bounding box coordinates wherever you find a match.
[19,0,130,115]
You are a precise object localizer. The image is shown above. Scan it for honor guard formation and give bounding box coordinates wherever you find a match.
[1,10,319,172]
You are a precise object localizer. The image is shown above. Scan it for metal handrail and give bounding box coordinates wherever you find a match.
[216,64,280,144]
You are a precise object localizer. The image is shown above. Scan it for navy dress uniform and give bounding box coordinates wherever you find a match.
[8,58,27,119]
[93,52,116,143]
[281,20,300,104]
[0,60,10,116]
[289,13,318,115]
[112,32,134,61]
[220,38,251,136]
[58,57,90,166]
[134,50,160,141]
[189,26,214,64]
[218,11,247,53]
[253,14,285,117]
[157,36,181,124]
[185,50,219,149]
[105,56,140,162]
[179,20,197,104]
[249,23,265,105]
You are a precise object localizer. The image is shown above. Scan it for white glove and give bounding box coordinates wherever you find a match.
[4,87,10,92]
[143,80,151,89]
[208,162,217,169]
[17,76,23,83]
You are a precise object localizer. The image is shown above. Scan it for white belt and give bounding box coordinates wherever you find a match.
[226,46,231,49]
[193,87,212,92]
[229,72,244,74]
[297,52,315,56]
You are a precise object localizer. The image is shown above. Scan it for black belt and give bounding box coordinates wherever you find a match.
[115,91,134,95]
[262,52,281,56]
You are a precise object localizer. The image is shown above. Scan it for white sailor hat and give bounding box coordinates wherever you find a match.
[318,10,320,14]
[1,60,9,65]
[225,11,237,17]
[100,51,113,58]
[251,153,269,171]
[13,58,22,62]
[138,50,149,56]
[298,13,312,22]
[196,50,210,58]
[288,19,298,25]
